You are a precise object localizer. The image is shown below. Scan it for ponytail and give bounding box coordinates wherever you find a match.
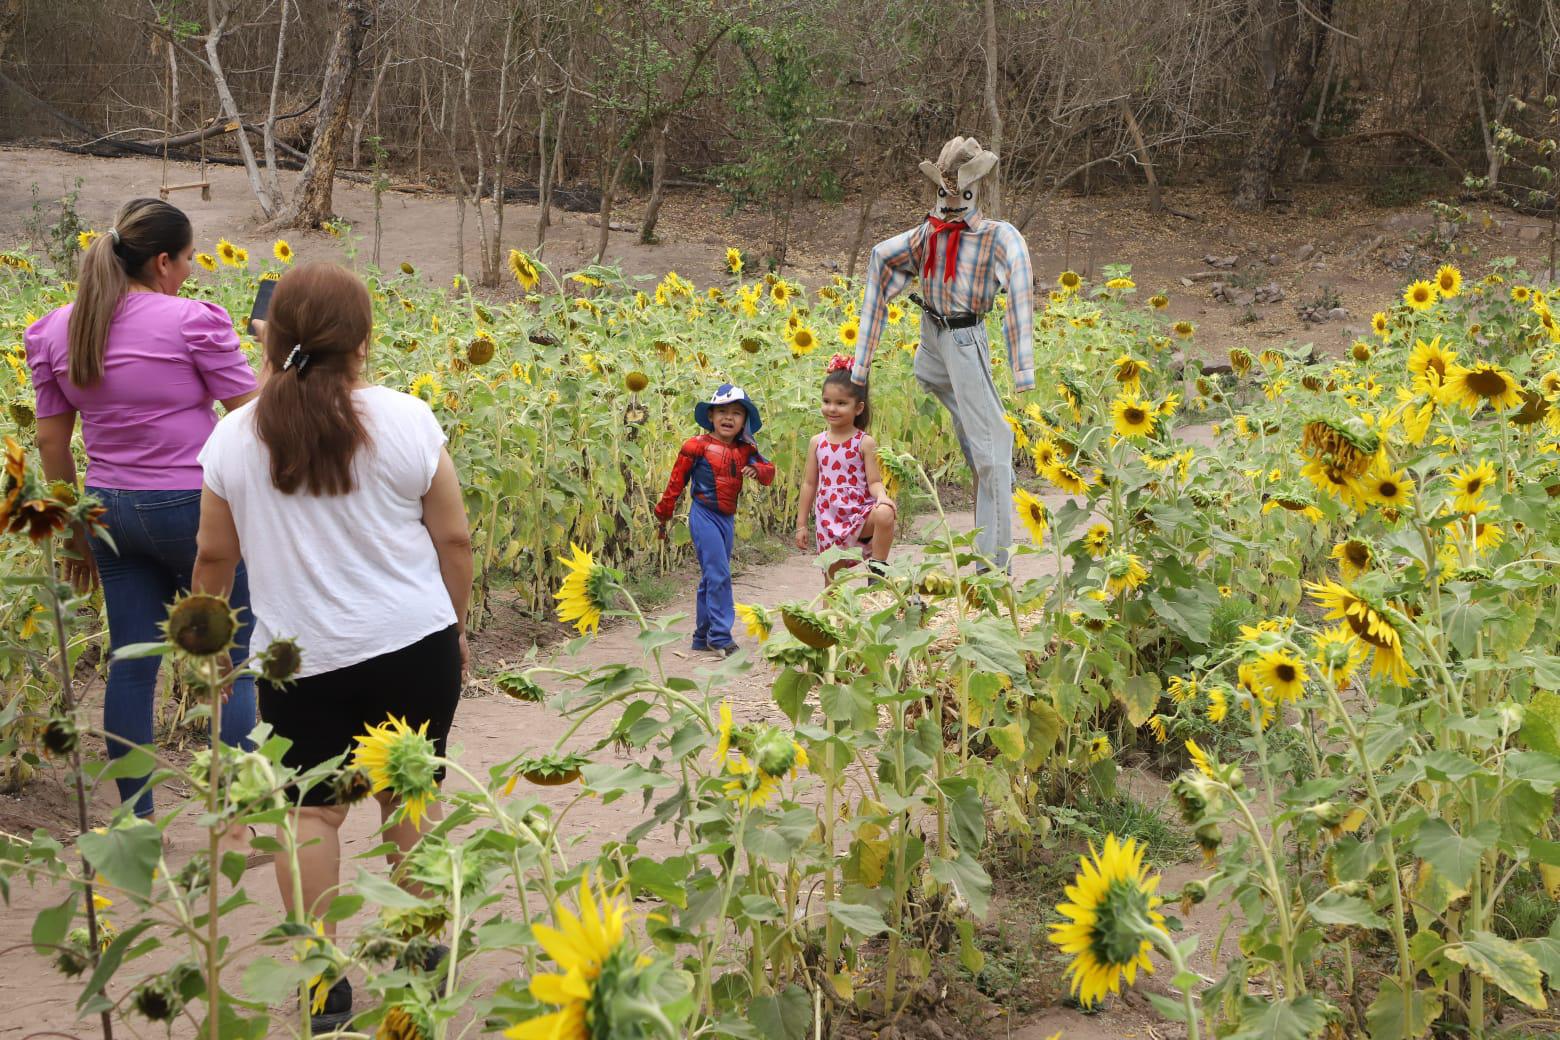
[254,263,373,496]
[66,198,192,387]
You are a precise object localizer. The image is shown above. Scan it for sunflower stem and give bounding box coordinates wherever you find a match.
[203,654,224,1040]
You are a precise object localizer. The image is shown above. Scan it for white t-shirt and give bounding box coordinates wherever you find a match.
[199,386,458,678]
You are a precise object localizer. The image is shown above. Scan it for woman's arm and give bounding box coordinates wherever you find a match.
[861,435,893,508]
[218,390,258,412]
[795,436,820,549]
[421,448,474,673]
[192,485,242,598]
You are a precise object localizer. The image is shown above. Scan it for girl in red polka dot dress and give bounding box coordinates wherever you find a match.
[795,355,898,582]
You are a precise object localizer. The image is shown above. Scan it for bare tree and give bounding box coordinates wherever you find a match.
[1233,0,1335,212]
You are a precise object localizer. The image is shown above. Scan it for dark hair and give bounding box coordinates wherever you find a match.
[255,263,373,496]
[67,198,193,386]
[823,368,870,431]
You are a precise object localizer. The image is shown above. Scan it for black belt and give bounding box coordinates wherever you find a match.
[908,292,981,330]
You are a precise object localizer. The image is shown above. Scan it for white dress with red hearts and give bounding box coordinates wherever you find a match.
[813,429,876,553]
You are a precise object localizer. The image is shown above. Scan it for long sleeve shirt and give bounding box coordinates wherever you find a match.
[654,434,776,520]
[851,210,1036,391]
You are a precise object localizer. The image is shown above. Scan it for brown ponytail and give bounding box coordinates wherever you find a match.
[66,198,192,387]
[255,263,373,496]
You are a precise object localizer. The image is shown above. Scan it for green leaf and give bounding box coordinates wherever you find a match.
[929,851,992,919]
[1522,690,1560,754]
[77,819,162,900]
[1522,936,1560,989]
[1411,819,1497,890]
[1366,977,1441,1040]
[32,891,76,952]
[1113,673,1161,727]
[242,955,313,1004]
[629,856,692,908]
[1023,700,1062,769]
[1228,994,1332,1040]
[956,918,985,975]
[771,668,814,724]
[1506,750,1560,792]
[1445,931,1548,1009]
[748,983,812,1040]
[939,778,986,853]
[826,900,890,937]
[984,720,1024,760]
[1307,892,1385,931]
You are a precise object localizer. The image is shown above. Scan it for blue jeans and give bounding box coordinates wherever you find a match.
[690,502,735,650]
[86,487,257,817]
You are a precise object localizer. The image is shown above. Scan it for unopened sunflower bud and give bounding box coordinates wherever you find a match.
[400,262,416,275]
[53,941,90,978]
[1179,879,1208,915]
[42,716,78,757]
[753,729,798,778]
[131,977,181,1022]
[521,809,552,845]
[175,855,211,895]
[260,637,303,683]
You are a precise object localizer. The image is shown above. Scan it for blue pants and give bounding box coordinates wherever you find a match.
[86,487,257,817]
[689,503,735,650]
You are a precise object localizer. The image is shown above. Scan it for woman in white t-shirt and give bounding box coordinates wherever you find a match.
[193,262,472,1029]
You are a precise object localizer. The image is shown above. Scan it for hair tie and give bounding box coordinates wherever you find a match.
[827,353,853,373]
[282,344,312,375]
[108,227,121,244]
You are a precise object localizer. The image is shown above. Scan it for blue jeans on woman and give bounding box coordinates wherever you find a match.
[86,487,257,817]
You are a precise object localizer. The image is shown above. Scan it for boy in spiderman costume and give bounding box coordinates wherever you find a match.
[655,384,776,655]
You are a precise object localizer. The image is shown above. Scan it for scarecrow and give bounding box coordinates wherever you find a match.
[850,136,1034,571]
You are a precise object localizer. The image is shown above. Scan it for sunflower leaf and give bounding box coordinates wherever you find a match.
[1366,977,1441,1040]
[1445,931,1548,1009]
[748,983,812,1040]
[1412,819,1498,890]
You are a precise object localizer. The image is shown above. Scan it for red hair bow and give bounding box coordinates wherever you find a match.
[827,353,853,373]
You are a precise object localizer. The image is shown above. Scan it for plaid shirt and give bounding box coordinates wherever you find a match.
[851,210,1036,391]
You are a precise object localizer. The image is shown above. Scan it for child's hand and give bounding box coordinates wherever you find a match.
[742,464,759,479]
[794,525,810,550]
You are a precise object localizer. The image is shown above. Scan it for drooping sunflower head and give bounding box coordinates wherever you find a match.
[554,543,614,636]
[1013,488,1049,545]
[1300,416,1380,476]
[1172,320,1195,339]
[163,592,241,657]
[1103,551,1148,596]
[1228,347,1253,376]
[1110,395,1156,439]
[378,1003,430,1040]
[352,715,440,828]
[1403,279,1437,311]
[735,603,772,643]
[1048,834,1167,1008]
[508,249,540,291]
[467,337,496,366]
[1330,538,1374,581]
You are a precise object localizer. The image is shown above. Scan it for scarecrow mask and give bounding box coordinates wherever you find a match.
[920,136,999,222]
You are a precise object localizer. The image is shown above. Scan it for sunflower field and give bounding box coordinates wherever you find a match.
[6,231,1560,1040]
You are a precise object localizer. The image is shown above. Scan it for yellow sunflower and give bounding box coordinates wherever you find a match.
[1449,460,1497,514]
[1358,459,1414,509]
[1307,580,1413,685]
[770,280,794,306]
[1058,270,1082,293]
[409,373,442,403]
[1104,552,1148,596]
[1513,285,1532,304]
[1113,354,1144,394]
[837,320,860,348]
[554,543,611,635]
[1407,336,1460,391]
[1330,538,1373,581]
[1106,276,1136,291]
[195,252,216,272]
[1148,294,1168,310]
[1435,264,1462,297]
[1206,687,1228,723]
[735,603,771,643]
[233,247,249,267]
[273,239,294,264]
[1313,626,1367,686]
[352,715,440,828]
[1185,738,1215,778]
[1048,463,1091,495]
[788,325,818,356]
[1371,311,1390,338]
[725,247,743,275]
[1403,280,1437,311]
[1014,488,1049,545]
[1048,835,1167,1008]
[504,875,629,1040]
[1445,361,1522,412]
[1082,523,1111,559]
[1172,320,1195,339]
[1251,649,1307,702]
[77,229,98,252]
[1167,675,1198,705]
[1110,395,1156,439]
[216,239,239,266]
[508,249,540,291]
[1032,438,1061,473]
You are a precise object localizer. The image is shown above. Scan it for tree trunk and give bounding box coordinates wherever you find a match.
[1232,0,1334,212]
[595,150,631,264]
[981,0,1003,218]
[639,117,670,244]
[204,3,273,217]
[1116,99,1162,215]
[351,46,393,168]
[846,165,882,280]
[261,0,290,205]
[265,0,374,230]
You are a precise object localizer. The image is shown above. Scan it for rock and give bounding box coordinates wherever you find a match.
[1520,225,1544,242]
[1186,271,1224,282]
[1266,253,1282,266]
[1203,254,1238,269]
[1180,277,1194,287]
[1327,306,1350,320]
[1295,242,1316,262]
[1234,290,1257,307]
[922,1022,946,1040]
[1254,282,1285,304]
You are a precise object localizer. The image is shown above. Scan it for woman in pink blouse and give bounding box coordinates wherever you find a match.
[25,198,259,818]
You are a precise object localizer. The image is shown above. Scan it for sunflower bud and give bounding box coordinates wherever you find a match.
[496,671,545,702]
[917,571,954,597]
[475,304,494,324]
[753,728,798,778]
[521,809,552,845]
[1351,341,1372,362]
[624,370,649,393]
[1170,775,1208,824]
[261,637,303,683]
[1194,822,1222,863]
[467,338,495,366]
[400,261,416,275]
[42,716,78,757]
[1179,879,1208,915]
[332,766,374,806]
[131,977,181,1022]
[175,855,211,895]
[163,593,239,656]
[53,941,90,978]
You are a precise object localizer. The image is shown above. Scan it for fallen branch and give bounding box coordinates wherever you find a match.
[1301,128,1467,175]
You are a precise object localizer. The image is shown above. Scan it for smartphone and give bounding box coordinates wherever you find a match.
[248,278,277,337]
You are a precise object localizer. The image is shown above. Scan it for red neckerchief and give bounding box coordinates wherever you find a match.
[921,215,967,283]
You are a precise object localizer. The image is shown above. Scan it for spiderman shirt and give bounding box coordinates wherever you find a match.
[654,433,776,520]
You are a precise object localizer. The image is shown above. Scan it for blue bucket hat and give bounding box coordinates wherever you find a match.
[695,383,762,441]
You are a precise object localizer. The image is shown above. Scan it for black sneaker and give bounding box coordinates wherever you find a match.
[310,977,352,1032]
[399,942,449,975]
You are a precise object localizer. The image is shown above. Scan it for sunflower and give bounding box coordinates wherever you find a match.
[1435,264,1462,298]
[770,281,794,306]
[273,239,294,264]
[1313,626,1366,686]
[216,239,239,266]
[233,247,249,267]
[1047,463,1091,495]
[1147,715,1167,743]
[409,373,442,403]
[1229,347,1253,376]
[1330,538,1373,581]
[77,230,98,252]
[1113,354,1144,394]
[1103,552,1148,596]
[1206,687,1228,723]
[725,247,743,275]
[1172,320,1195,339]
[504,875,629,1040]
[1087,735,1112,763]
[1148,294,1168,310]
[1032,438,1061,473]
[1514,285,1532,304]
[378,1004,428,1040]
[1307,580,1413,684]
[1167,675,1198,705]
[1541,371,1560,400]
[720,754,782,809]
[1262,487,1325,523]
[1185,738,1215,779]
[1445,361,1522,412]
[1298,459,1359,508]
[1371,311,1390,338]
[1014,488,1049,545]
[1251,649,1306,701]
[554,543,612,635]
[508,249,540,291]
[1058,270,1082,292]
[1403,280,1437,311]
[1472,519,1504,554]
[1110,395,1156,439]
[1407,336,1459,391]
[1449,459,1498,513]
[1359,459,1414,509]
[1048,835,1167,1008]
[195,252,216,272]
[1082,523,1111,558]
[1106,277,1135,291]
[1057,376,1084,421]
[837,320,860,348]
[1005,413,1031,451]
[789,325,818,356]
[352,716,440,828]
[735,603,771,643]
